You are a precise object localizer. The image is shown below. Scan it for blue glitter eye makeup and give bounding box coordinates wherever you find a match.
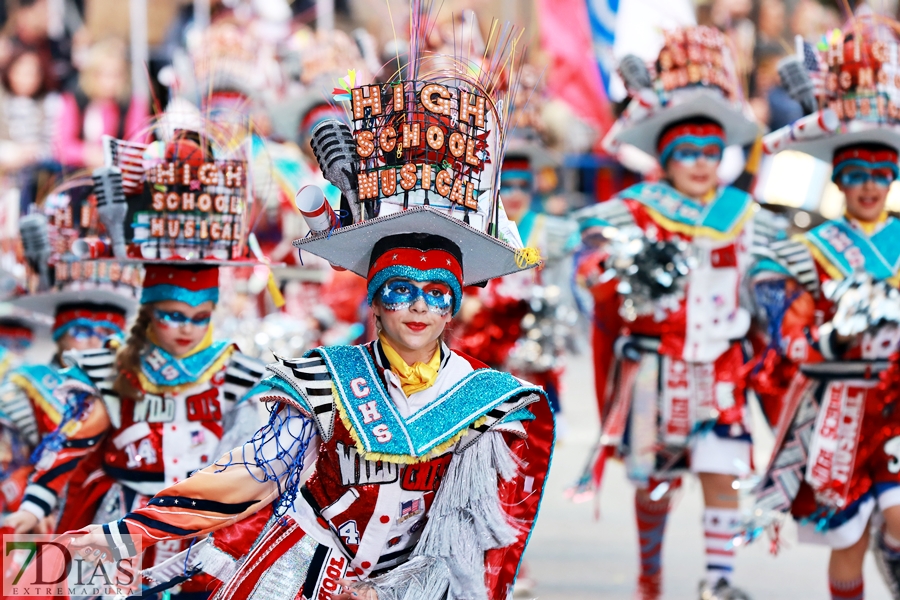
[67,325,108,340]
[154,309,212,327]
[379,279,454,315]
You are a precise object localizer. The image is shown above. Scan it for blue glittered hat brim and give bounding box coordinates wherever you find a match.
[141,284,219,307]
[367,266,463,315]
[12,289,138,318]
[294,206,540,287]
[614,88,758,157]
[772,125,900,163]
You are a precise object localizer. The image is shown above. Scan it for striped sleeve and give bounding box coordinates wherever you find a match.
[754,238,820,295]
[0,380,38,447]
[574,199,636,231]
[20,396,109,519]
[113,404,318,559]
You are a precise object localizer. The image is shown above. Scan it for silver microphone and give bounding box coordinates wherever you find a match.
[777,55,817,115]
[310,119,361,223]
[20,214,52,291]
[618,54,653,92]
[92,166,129,258]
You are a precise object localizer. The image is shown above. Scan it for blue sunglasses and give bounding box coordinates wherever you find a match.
[153,309,212,327]
[839,168,897,188]
[379,280,454,316]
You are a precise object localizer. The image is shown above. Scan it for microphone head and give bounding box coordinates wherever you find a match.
[618,54,652,92]
[777,55,817,115]
[92,166,126,207]
[310,119,357,174]
[19,214,50,255]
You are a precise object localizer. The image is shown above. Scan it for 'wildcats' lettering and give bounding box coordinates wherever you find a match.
[133,394,176,423]
[186,388,222,422]
[337,442,400,486]
[400,452,452,492]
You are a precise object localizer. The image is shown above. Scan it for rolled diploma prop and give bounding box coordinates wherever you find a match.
[296,185,339,234]
[762,109,840,154]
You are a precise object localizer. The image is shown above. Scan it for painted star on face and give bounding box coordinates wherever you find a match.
[420,255,427,262]
[392,254,398,260]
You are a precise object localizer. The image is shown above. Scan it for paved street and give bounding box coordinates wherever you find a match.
[521,351,892,599]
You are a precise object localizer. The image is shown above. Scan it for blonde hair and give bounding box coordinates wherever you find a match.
[112,304,153,399]
[79,38,131,103]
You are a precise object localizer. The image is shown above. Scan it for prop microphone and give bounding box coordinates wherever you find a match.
[618,55,652,92]
[777,55,817,116]
[296,186,340,234]
[20,214,52,291]
[92,166,129,258]
[310,119,362,223]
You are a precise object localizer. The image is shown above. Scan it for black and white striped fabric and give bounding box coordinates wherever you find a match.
[0,381,38,446]
[762,239,820,295]
[223,352,267,403]
[266,355,336,440]
[66,347,122,427]
[575,198,637,230]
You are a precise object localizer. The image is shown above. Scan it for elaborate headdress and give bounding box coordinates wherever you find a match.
[15,183,140,340]
[602,26,758,157]
[762,17,900,164]
[293,11,542,304]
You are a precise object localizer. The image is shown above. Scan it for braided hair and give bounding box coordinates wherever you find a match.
[112,304,154,399]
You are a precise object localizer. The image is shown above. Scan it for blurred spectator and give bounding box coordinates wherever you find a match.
[0,44,59,207]
[750,41,802,131]
[756,0,787,44]
[2,0,75,91]
[54,37,147,170]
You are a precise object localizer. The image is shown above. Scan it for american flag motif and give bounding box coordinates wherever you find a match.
[804,41,828,98]
[400,498,422,519]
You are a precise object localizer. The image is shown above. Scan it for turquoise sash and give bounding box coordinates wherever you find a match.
[309,345,543,458]
[619,183,753,235]
[12,364,67,417]
[805,217,900,279]
[140,341,232,388]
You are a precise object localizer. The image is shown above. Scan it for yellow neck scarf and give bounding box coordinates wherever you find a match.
[378,332,441,396]
[845,209,888,235]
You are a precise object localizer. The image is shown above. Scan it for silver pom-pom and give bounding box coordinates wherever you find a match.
[506,285,578,373]
[602,226,693,322]
[822,269,900,337]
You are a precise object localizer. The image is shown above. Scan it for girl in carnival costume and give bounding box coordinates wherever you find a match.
[0,258,137,521]
[2,127,270,599]
[748,22,900,600]
[57,11,555,599]
[573,25,762,600]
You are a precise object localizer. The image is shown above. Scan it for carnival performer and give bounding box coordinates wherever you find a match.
[571,26,760,600]
[747,22,900,600]
[0,260,138,519]
[2,128,270,598]
[56,19,555,599]
[454,148,577,419]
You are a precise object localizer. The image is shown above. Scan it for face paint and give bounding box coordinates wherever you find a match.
[379,279,454,316]
[153,309,213,328]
